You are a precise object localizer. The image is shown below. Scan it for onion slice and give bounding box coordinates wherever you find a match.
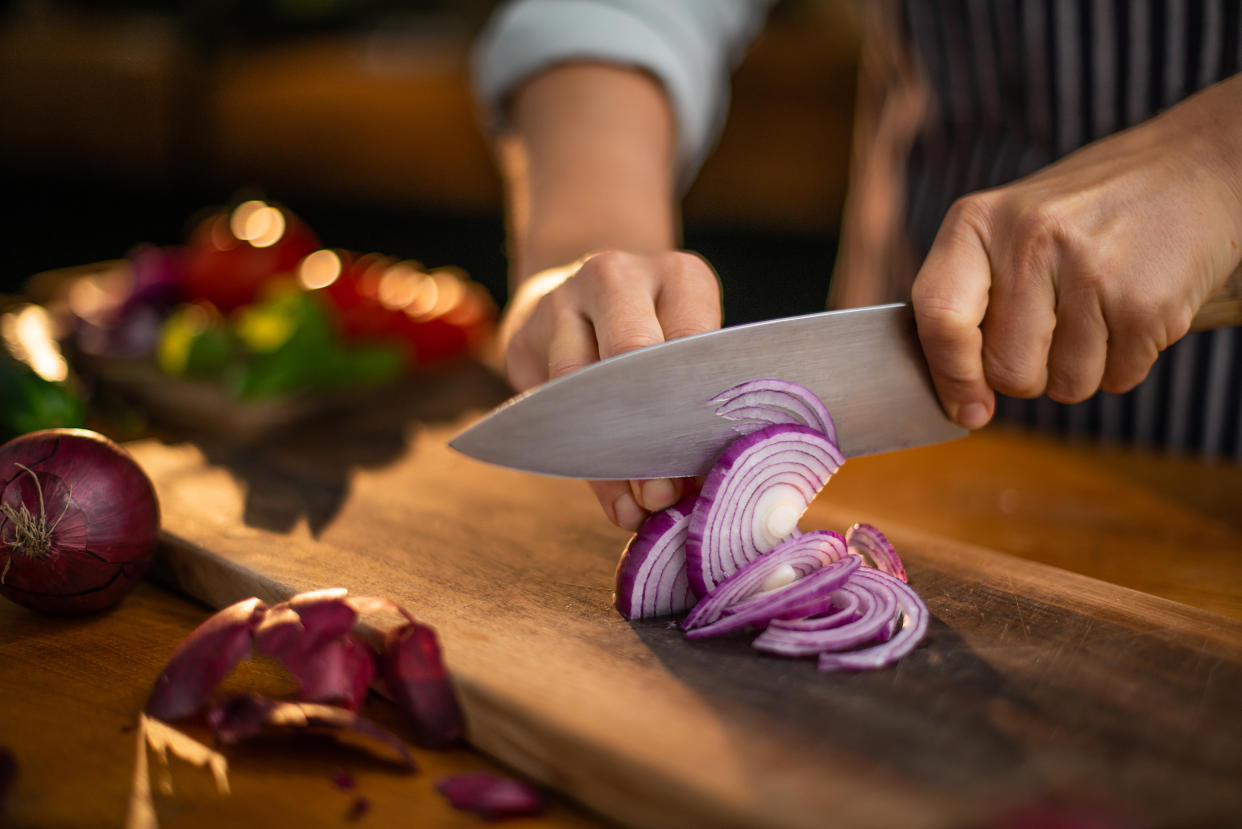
[682,530,845,630]
[709,378,838,446]
[816,569,929,672]
[612,495,697,620]
[752,579,899,656]
[686,423,844,596]
[845,523,907,583]
[685,555,860,640]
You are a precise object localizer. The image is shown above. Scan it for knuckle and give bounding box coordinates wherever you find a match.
[982,349,1042,398]
[601,325,663,357]
[912,290,977,343]
[1007,203,1066,277]
[547,354,592,379]
[1044,368,1093,404]
[943,192,994,235]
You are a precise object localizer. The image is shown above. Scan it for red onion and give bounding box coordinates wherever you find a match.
[147,588,465,750]
[815,569,929,672]
[612,495,698,620]
[686,423,844,596]
[434,772,546,820]
[846,522,907,583]
[682,530,845,630]
[752,579,899,656]
[0,428,160,614]
[685,555,861,640]
[612,377,931,674]
[709,377,838,445]
[380,620,466,748]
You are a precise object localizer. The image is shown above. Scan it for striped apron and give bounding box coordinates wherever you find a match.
[832,0,1242,458]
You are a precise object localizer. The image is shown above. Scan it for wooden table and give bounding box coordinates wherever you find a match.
[2,377,1240,827]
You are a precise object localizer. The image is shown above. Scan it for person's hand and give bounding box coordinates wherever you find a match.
[500,250,722,529]
[912,75,1242,429]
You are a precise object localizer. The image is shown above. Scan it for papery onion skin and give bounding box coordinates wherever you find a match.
[0,429,160,614]
[146,596,269,721]
[435,772,546,820]
[613,495,698,620]
[381,621,466,749]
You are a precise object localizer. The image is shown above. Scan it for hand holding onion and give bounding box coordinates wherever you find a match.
[0,429,159,613]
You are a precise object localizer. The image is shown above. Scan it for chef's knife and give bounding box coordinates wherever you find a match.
[450,302,965,480]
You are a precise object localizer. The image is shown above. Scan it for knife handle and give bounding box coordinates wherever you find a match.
[1191,264,1242,331]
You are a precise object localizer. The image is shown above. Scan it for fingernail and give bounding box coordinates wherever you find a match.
[956,402,990,430]
[613,492,646,530]
[639,479,677,510]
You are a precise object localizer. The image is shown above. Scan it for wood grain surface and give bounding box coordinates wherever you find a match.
[0,580,600,829]
[114,365,1242,829]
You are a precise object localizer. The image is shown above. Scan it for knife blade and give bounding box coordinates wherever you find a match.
[449,302,966,479]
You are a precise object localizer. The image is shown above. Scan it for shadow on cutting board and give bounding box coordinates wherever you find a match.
[626,555,1242,826]
[161,361,512,537]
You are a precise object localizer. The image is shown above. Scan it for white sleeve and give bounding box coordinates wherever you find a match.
[471,0,775,188]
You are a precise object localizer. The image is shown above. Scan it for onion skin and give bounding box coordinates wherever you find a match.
[435,772,546,820]
[381,621,466,749]
[146,596,269,721]
[0,429,160,614]
[206,693,416,771]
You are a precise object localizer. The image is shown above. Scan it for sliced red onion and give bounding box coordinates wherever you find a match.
[685,555,860,640]
[205,694,416,771]
[434,772,546,820]
[146,596,269,721]
[380,621,465,748]
[846,522,907,583]
[752,579,899,656]
[682,530,845,630]
[612,495,698,620]
[758,585,864,632]
[686,423,844,596]
[709,378,838,445]
[816,569,929,672]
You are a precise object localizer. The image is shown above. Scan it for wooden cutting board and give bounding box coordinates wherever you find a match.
[127,368,1242,829]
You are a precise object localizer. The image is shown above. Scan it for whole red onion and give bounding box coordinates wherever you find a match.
[0,428,160,613]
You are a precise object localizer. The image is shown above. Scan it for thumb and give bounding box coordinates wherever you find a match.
[911,213,996,429]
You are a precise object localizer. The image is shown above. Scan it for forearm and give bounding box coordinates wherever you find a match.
[497,62,680,288]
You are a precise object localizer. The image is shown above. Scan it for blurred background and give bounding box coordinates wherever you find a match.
[0,0,861,324]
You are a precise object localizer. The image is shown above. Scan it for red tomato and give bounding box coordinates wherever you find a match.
[318,252,405,342]
[182,203,320,313]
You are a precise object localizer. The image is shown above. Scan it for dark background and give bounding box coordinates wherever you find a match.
[0,0,860,325]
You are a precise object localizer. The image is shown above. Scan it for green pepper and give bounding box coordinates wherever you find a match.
[0,354,86,441]
[157,304,233,379]
[230,290,404,399]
